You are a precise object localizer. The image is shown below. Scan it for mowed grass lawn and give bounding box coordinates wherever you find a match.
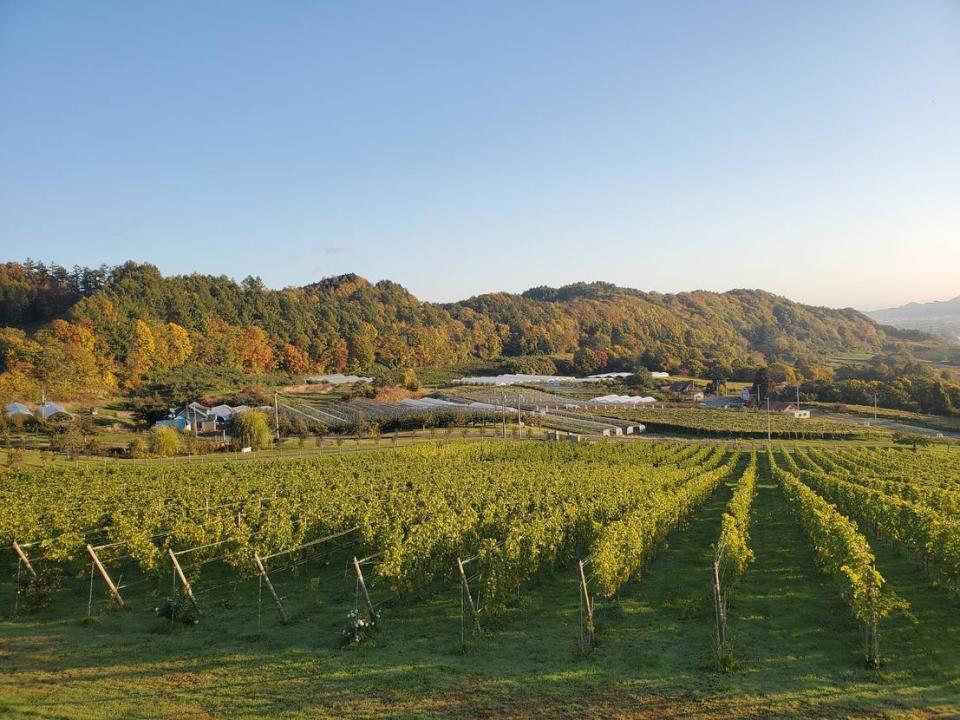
[1,460,958,719]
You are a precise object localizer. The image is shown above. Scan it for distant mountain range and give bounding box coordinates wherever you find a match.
[867,295,960,341]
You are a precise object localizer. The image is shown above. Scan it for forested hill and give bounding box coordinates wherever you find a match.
[0,260,888,398]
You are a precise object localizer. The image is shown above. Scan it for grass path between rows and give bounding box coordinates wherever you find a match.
[724,454,960,716]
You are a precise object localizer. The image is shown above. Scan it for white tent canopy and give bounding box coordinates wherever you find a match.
[37,402,71,420]
[5,402,34,418]
[588,394,657,405]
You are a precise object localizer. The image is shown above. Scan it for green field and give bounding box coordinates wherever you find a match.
[809,402,960,434]
[2,442,959,719]
[587,407,887,439]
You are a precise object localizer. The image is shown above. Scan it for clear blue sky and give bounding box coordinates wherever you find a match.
[1,1,958,310]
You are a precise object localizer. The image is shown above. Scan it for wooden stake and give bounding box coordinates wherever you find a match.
[712,557,726,647]
[578,559,594,648]
[456,557,481,634]
[168,548,199,612]
[86,544,124,609]
[11,541,37,579]
[253,553,288,624]
[352,556,377,624]
[865,593,880,669]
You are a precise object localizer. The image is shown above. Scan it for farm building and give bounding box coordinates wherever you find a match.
[154,416,191,432]
[155,402,272,434]
[666,382,704,401]
[767,401,810,419]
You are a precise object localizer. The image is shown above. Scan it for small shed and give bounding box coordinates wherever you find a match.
[198,419,219,434]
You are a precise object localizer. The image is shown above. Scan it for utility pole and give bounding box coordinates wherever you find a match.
[766,395,771,445]
[517,392,522,429]
[501,393,506,439]
[274,392,280,441]
[797,384,801,410]
[874,392,878,421]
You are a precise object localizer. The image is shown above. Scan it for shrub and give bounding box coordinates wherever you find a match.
[232,410,273,450]
[22,570,63,612]
[127,436,147,459]
[155,593,200,624]
[150,426,183,457]
[402,369,421,391]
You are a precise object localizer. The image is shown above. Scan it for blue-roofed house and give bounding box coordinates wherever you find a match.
[154,416,191,431]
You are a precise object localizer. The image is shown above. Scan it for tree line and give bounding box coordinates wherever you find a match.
[0,260,950,411]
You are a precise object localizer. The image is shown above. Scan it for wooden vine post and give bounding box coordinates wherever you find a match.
[352,556,377,624]
[253,553,288,624]
[865,588,880,669]
[248,527,358,626]
[578,558,594,649]
[86,544,125,609]
[712,556,726,647]
[168,548,199,613]
[456,556,481,634]
[11,541,37,579]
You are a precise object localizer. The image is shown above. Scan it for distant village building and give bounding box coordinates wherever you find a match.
[767,401,810,419]
[153,401,272,434]
[154,416,191,432]
[667,382,704,401]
